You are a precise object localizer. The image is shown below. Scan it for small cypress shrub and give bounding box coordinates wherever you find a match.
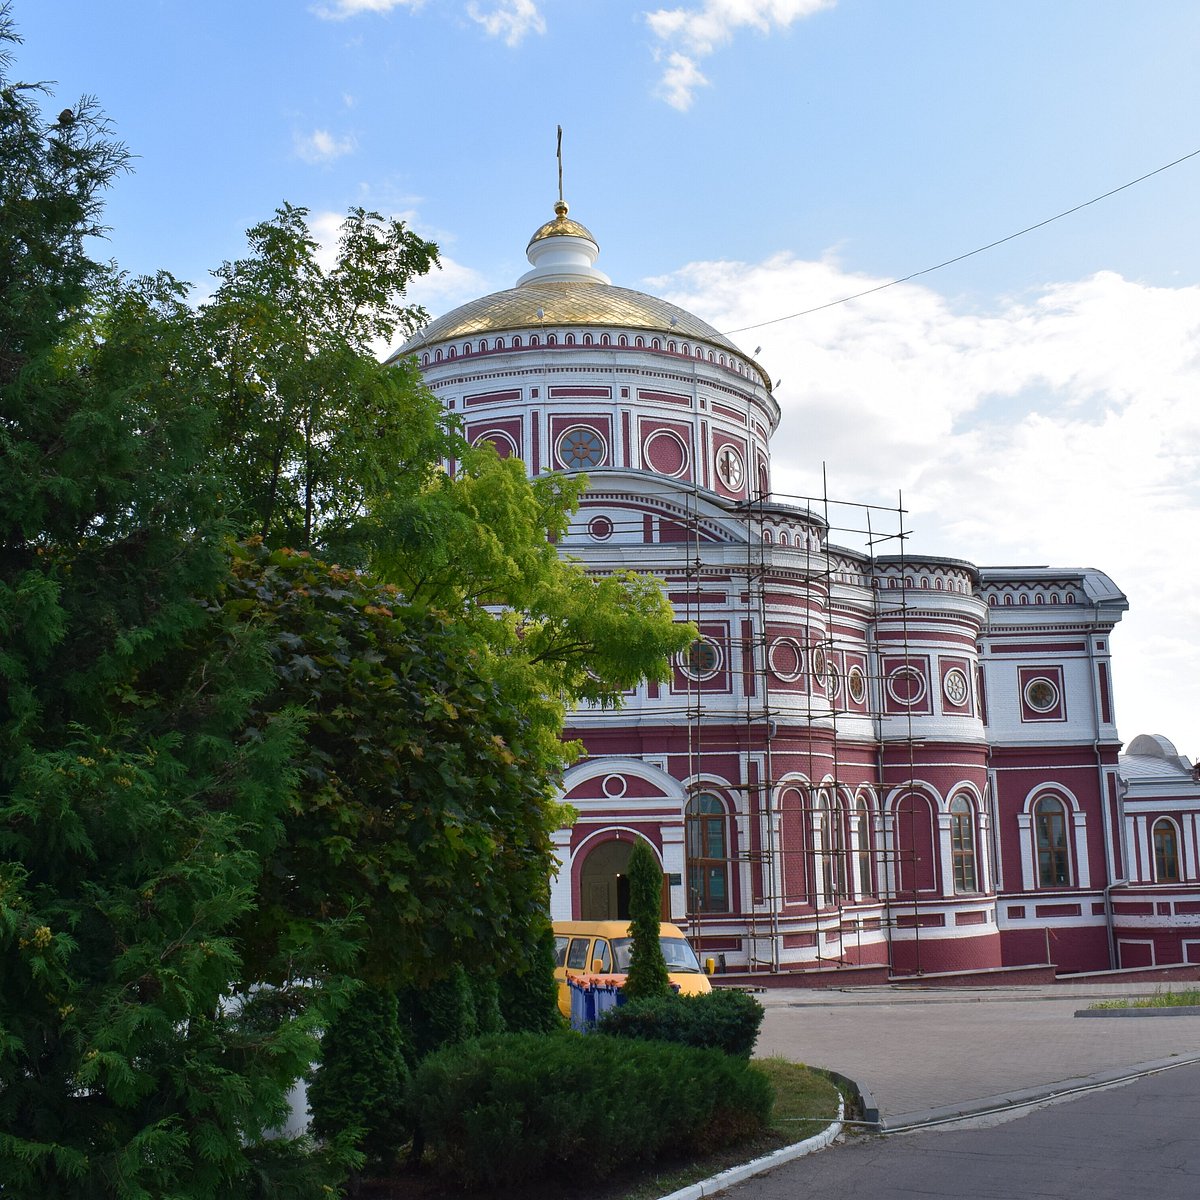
[623,838,671,1000]
[308,985,411,1187]
[597,988,765,1059]
[396,963,477,1066]
[468,971,506,1035]
[410,1032,772,1188]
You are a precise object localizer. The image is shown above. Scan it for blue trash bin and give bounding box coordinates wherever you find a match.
[592,983,622,1023]
[568,979,597,1031]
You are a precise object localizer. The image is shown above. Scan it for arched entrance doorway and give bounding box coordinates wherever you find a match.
[578,839,634,919]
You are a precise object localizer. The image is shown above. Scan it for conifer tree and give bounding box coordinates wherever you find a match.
[623,839,672,1000]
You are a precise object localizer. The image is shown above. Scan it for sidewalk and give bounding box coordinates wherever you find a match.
[753,981,1200,1129]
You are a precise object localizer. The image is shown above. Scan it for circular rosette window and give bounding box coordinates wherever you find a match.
[847,665,867,705]
[679,638,722,681]
[1024,676,1059,713]
[556,425,606,469]
[714,444,745,490]
[942,667,970,707]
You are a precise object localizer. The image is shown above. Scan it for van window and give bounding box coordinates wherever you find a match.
[554,936,569,967]
[612,937,703,973]
[566,937,592,970]
[592,939,612,972]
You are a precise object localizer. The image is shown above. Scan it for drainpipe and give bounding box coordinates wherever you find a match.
[1089,603,1119,970]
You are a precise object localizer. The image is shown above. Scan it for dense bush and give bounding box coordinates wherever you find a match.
[409,1032,772,1187]
[597,988,766,1059]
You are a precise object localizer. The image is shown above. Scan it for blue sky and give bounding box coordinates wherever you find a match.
[13,1,1200,760]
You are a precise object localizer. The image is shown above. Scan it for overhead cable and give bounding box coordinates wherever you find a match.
[723,146,1200,336]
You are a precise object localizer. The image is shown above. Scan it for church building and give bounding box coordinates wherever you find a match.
[391,197,1200,981]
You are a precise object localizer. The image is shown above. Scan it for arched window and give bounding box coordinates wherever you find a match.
[950,796,978,892]
[1034,797,1070,887]
[818,794,845,905]
[856,801,873,898]
[1154,819,1180,883]
[686,793,730,913]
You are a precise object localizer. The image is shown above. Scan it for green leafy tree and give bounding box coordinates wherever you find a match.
[623,839,672,1000]
[0,11,692,1195]
[196,202,450,561]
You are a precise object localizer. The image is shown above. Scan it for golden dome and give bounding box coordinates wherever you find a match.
[396,278,744,358]
[527,199,598,249]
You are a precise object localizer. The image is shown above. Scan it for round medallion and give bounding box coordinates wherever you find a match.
[644,429,689,477]
[557,426,605,469]
[847,665,867,704]
[602,774,627,799]
[715,445,745,490]
[587,515,614,542]
[768,637,804,682]
[943,667,969,707]
[887,665,927,706]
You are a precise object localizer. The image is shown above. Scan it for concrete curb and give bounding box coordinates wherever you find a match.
[879,1053,1200,1133]
[1074,1005,1200,1018]
[658,1095,844,1200]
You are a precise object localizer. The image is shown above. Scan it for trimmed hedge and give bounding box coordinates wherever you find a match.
[597,988,765,1059]
[409,1032,772,1187]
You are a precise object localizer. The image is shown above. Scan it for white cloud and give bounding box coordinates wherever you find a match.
[648,254,1200,760]
[313,0,426,19]
[657,51,710,111]
[645,0,836,109]
[467,0,546,45]
[294,129,357,164]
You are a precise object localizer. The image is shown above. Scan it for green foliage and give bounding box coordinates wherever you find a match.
[0,12,694,1195]
[219,542,560,989]
[410,1032,772,1188]
[598,989,766,1059]
[194,201,451,560]
[0,3,130,379]
[376,447,692,719]
[497,915,563,1034]
[395,965,478,1067]
[623,839,672,1000]
[308,986,411,1184]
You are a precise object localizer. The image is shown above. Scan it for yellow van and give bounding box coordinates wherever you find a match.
[552,920,712,1017]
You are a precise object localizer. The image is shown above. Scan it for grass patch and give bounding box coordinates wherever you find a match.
[617,1059,842,1200]
[1091,987,1200,1010]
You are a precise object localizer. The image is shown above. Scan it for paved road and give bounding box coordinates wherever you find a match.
[731,1059,1200,1200]
[753,984,1200,1125]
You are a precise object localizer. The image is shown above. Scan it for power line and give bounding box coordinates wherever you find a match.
[723,146,1200,336]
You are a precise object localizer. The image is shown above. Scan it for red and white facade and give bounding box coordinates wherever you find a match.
[395,203,1200,980]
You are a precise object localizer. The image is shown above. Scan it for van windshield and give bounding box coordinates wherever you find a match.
[612,937,703,974]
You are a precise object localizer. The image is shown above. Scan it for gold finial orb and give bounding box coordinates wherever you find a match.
[554,199,569,219]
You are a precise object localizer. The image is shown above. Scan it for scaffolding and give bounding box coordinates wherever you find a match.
[667,466,933,978]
